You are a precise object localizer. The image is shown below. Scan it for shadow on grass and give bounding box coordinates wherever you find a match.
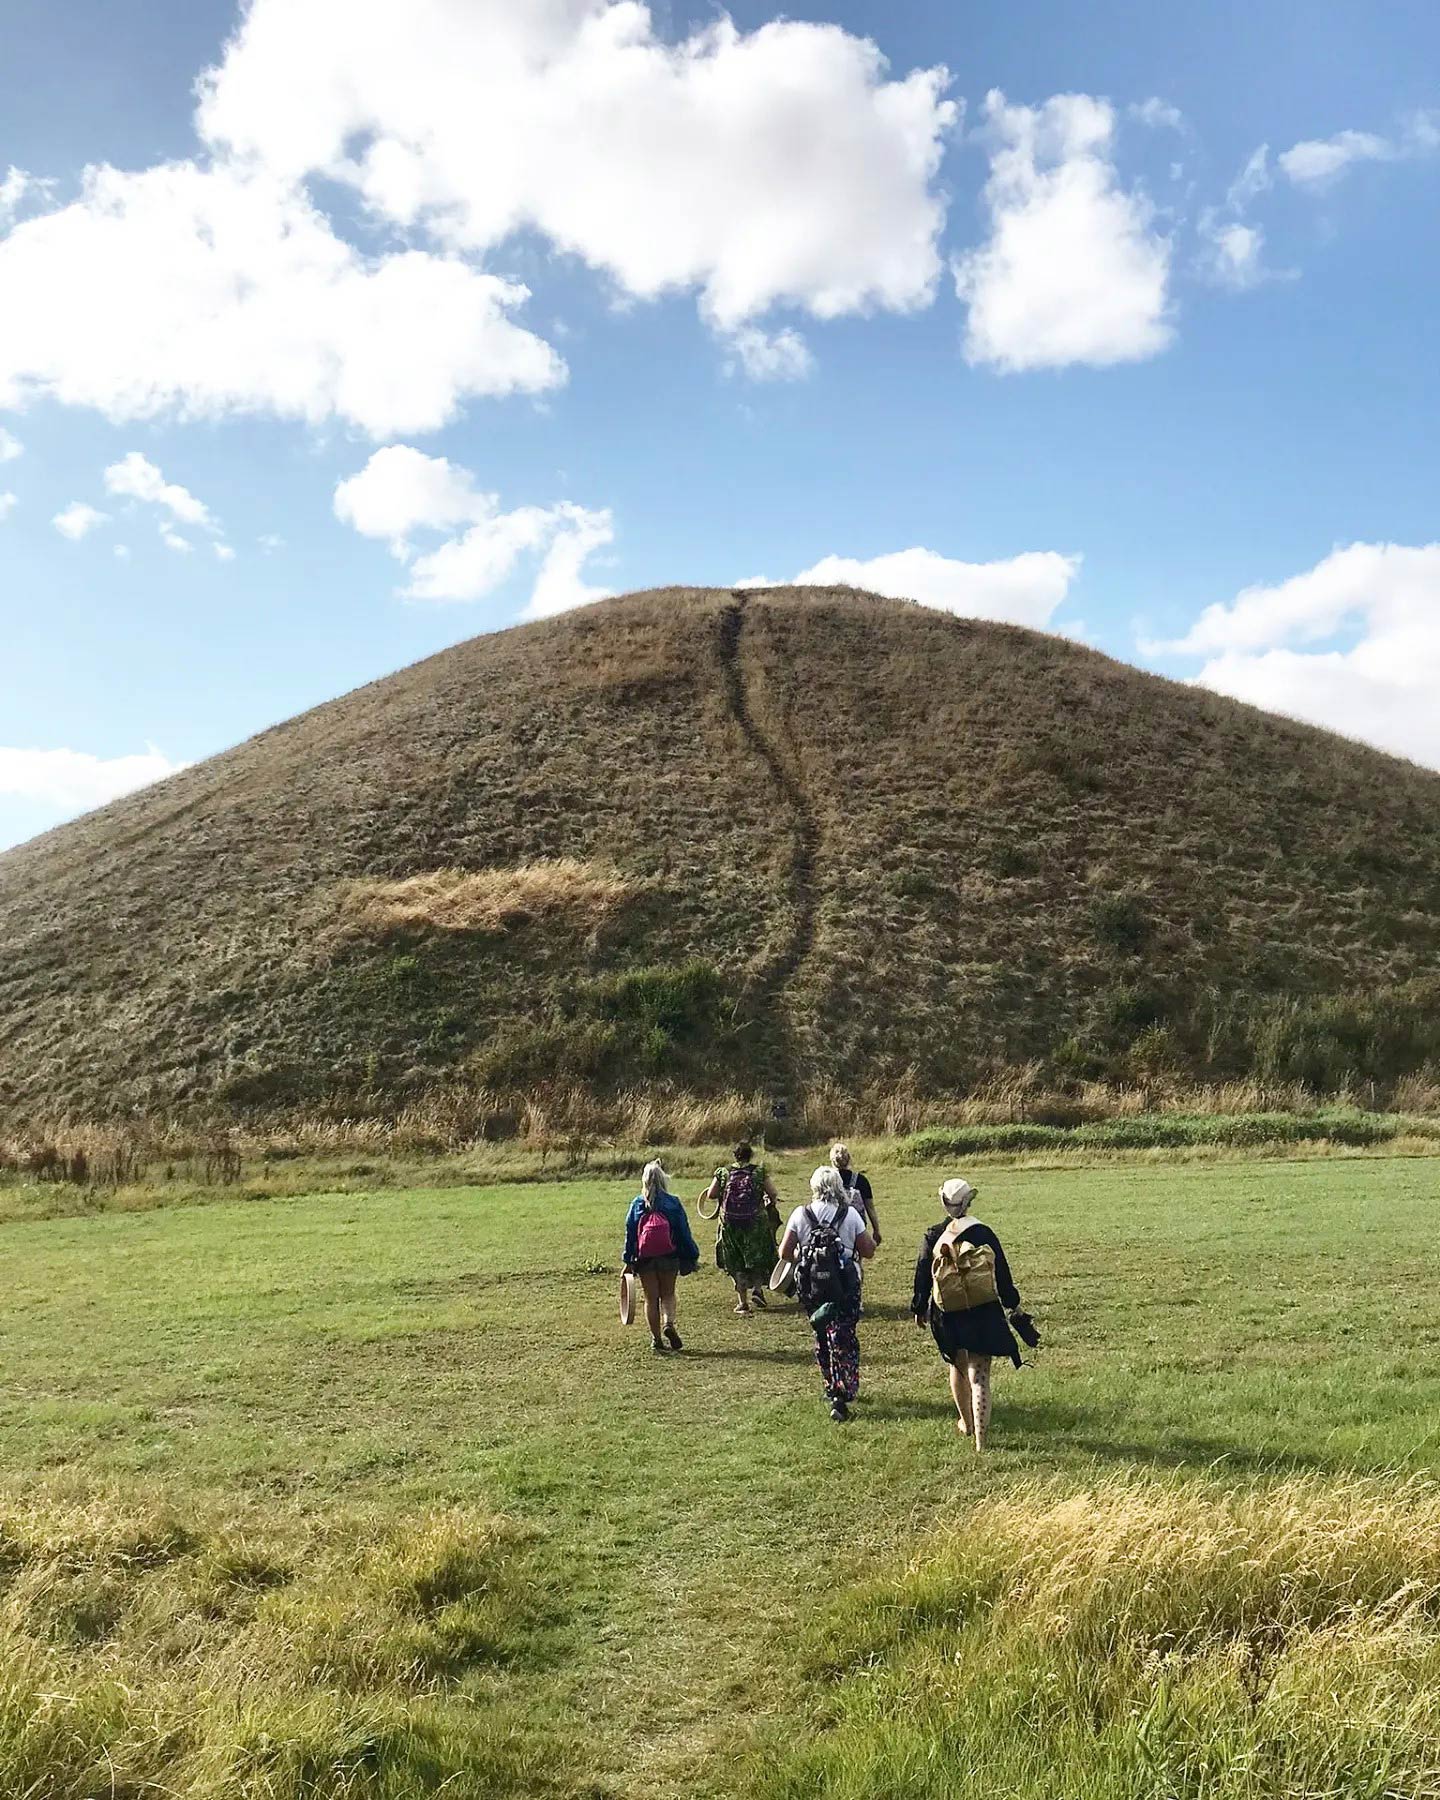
[679,1346,813,1366]
[1002,1395,1342,1476]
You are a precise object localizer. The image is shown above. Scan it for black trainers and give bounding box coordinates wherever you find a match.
[829,1398,851,1424]
[663,1325,683,1351]
[750,1288,768,1309]
[650,1336,668,1355]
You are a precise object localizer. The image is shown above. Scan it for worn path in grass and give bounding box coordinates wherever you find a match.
[2,1155,1438,1796]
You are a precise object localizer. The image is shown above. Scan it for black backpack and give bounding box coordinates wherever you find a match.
[793,1204,857,1315]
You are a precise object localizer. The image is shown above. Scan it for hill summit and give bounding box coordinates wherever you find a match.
[3,585,1439,1128]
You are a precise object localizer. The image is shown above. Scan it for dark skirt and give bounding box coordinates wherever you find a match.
[635,1255,684,1277]
[929,1300,1021,1368]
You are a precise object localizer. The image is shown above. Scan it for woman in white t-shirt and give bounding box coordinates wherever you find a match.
[777,1166,876,1423]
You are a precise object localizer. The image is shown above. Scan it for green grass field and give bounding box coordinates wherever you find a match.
[2,1153,1438,1798]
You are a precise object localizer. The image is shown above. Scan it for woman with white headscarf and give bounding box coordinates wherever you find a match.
[910,1177,1033,1450]
[778,1165,875,1423]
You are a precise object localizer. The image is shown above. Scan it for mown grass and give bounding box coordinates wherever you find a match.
[2,1153,1438,1796]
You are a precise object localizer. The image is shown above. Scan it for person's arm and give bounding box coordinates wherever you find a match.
[778,1228,799,1262]
[623,1202,640,1270]
[671,1197,701,1268]
[859,1174,881,1245]
[912,1224,940,1319]
[853,1227,876,1261]
[762,1172,779,1202]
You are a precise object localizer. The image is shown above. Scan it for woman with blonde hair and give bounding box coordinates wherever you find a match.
[911,1178,1033,1451]
[623,1161,701,1355]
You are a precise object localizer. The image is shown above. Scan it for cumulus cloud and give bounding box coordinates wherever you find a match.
[0,425,21,462]
[0,744,183,811]
[0,492,16,521]
[335,445,614,613]
[955,91,1173,371]
[160,526,193,554]
[0,163,565,438]
[1279,112,1440,187]
[198,0,958,335]
[104,451,215,529]
[53,501,107,540]
[1151,542,1440,769]
[742,546,1081,629]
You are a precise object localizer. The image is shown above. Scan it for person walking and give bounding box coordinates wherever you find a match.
[830,1143,880,1245]
[703,1141,781,1315]
[779,1165,876,1423]
[623,1160,701,1355]
[911,1178,1031,1451]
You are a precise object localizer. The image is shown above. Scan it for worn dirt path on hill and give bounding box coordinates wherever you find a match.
[717,593,819,1096]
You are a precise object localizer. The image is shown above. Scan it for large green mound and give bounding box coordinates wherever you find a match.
[3,584,1439,1125]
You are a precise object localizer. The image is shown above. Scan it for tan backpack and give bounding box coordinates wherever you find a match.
[931,1220,1000,1313]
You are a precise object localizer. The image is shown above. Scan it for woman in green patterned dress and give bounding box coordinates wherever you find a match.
[702,1142,780,1315]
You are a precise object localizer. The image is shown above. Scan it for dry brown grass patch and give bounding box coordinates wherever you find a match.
[335,860,633,938]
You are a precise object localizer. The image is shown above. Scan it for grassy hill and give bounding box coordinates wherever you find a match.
[3,584,1440,1129]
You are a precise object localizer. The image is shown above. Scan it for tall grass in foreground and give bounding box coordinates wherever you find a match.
[0,1493,569,1799]
[746,1475,1440,1800]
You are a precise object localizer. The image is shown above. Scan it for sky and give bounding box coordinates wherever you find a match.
[1,0,1437,850]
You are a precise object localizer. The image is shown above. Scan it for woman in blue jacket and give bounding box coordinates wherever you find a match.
[623,1160,701,1354]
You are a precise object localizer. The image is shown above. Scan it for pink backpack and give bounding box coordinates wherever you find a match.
[636,1204,676,1259]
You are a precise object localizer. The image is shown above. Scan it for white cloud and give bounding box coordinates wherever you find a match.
[1280,129,1392,186]
[524,507,616,618]
[160,526,193,554]
[335,445,614,612]
[1129,98,1184,131]
[724,325,815,383]
[1226,145,1273,211]
[0,492,17,521]
[197,1,958,341]
[114,544,131,560]
[258,533,285,553]
[1152,543,1440,769]
[745,546,1081,628]
[53,501,108,540]
[0,162,565,438]
[1279,112,1439,187]
[104,451,215,528]
[1197,215,1269,290]
[214,542,236,562]
[0,744,184,811]
[334,444,491,549]
[954,91,1173,371]
[0,425,21,462]
[0,167,32,220]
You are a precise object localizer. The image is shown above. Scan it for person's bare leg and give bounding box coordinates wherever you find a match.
[638,1265,663,1345]
[659,1268,682,1349]
[967,1355,992,1451]
[949,1361,973,1435]
[733,1275,750,1314]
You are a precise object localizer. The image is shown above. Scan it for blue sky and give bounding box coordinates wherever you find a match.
[1,0,1437,849]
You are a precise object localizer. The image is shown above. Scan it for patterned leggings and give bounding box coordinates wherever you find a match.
[812,1314,860,1401]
